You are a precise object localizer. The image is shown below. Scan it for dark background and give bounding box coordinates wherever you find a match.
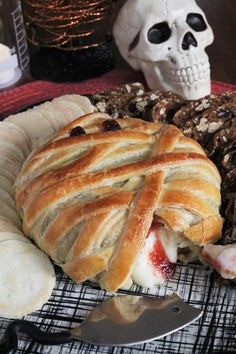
[198,0,236,84]
[114,0,236,84]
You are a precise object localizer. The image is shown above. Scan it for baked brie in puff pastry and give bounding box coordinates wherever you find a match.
[15,113,223,291]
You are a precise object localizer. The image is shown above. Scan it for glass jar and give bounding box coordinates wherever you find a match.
[0,0,29,90]
[21,0,115,82]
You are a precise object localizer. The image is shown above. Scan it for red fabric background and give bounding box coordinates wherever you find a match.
[0,69,235,120]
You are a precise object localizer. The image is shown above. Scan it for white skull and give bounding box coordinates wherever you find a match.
[113,0,214,100]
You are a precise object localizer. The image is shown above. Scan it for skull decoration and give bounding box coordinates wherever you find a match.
[113,0,214,100]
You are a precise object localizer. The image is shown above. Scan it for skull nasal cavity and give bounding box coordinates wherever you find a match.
[182,32,198,50]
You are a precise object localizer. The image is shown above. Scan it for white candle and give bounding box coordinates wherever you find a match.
[0,43,18,86]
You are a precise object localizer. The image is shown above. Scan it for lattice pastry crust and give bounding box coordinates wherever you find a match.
[15,113,223,291]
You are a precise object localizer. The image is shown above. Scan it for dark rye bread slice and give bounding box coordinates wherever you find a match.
[173,92,236,155]
[152,91,236,181]
[90,83,187,121]
[90,83,146,118]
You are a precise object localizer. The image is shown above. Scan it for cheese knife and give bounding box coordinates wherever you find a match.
[0,293,203,353]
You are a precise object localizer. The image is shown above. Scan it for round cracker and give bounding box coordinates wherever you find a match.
[37,107,67,132]
[1,145,24,163]
[0,240,55,318]
[1,140,26,162]
[0,216,22,234]
[38,101,74,125]
[0,171,16,184]
[58,94,94,114]
[0,121,30,157]
[0,156,22,182]
[52,99,84,119]
[0,186,15,208]
[0,175,14,197]
[0,231,31,244]
[6,110,56,149]
[0,200,22,228]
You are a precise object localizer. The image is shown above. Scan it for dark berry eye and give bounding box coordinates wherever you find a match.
[103,120,121,131]
[186,13,207,32]
[70,126,86,136]
[148,22,171,44]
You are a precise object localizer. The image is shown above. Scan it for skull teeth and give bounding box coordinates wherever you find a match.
[171,62,210,84]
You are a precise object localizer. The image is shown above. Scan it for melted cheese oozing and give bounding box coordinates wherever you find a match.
[132,224,178,288]
[202,244,236,279]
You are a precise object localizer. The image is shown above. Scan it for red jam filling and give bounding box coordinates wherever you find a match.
[147,222,176,280]
[146,221,162,238]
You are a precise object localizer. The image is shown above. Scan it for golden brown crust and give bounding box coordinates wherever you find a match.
[184,215,224,244]
[21,152,218,234]
[15,113,223,291]
[100,172,165,291]
[63,248,113,283]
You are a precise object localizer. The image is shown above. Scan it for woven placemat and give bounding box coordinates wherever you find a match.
[0,69,236,120]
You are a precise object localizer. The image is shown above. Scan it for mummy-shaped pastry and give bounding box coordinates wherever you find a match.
[15,113,223,291]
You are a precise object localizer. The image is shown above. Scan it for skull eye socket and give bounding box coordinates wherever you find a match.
[186,13,207,32]
[129,31,140,52]
[147,22,171,44]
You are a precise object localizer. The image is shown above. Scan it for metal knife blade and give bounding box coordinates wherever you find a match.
[70,293,203,346]
[0,293,203,353]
